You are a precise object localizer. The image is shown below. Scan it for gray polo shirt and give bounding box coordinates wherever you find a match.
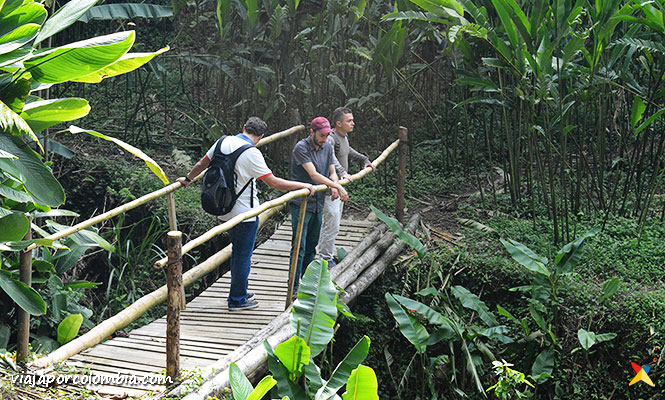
[289,136,334,213]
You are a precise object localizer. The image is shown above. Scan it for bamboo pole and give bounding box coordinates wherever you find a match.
[167,192,178,231]
[17,217,32,365]
[25,125,305,252]
[166,231,182,382]
[396,126,408,223]
[29,206,282,369]
[154,138,401,268]
[285,197,308,309]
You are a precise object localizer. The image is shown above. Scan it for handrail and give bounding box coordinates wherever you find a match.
[153,137,401,268]
[30,136,401,370]
[25,125,305,252]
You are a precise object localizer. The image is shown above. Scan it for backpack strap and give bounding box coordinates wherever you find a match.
[209,136,228,166]
[228,143,255,205]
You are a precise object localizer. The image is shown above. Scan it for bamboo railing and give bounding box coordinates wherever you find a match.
[27,127,404,372]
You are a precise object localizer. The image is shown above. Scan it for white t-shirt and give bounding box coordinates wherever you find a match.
[205,135,272,221]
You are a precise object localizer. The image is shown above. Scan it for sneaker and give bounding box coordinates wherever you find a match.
[246,292,255,302]
[228,300,259,311]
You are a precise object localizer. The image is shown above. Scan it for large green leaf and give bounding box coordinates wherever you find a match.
[24,31,135,84]
[409,0,464,18]
[0,2,47,36]
[392,294,448,326]
[0,184,32,203]
[370,205,426,258]
[341,365,379,400]
[385,293,429,353]
[78,3,173,23]
[57,313,83,344]
[274,335,310,380]
[21,98,90,133]
[73,46,169,83]
[0,48,31,68]
[0,212,29,241]
[1,102,38,145]
[0,133,64,207]
[631,96,646,128]
[46,220,114,252]
[0,270,47,315]
[634,107,665,136]
[291,259,338,358]
[316,336,370,400]
[531,347,553,380]
[0,23,41,55]
[246,0,258,28]
[0,238,51,251]
[451,285,498,326]
[34,0,99,45]
[599,277,620,304]
[229,362,253,400]
[66,125,169,185]
[0,78,31,114]
[500,238,550,277]
[247,375,277,400]
[553,228,598,275]
[263,340,308,400]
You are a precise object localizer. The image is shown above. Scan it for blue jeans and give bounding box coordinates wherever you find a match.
[289,204,322,292]
[228,220,259,306]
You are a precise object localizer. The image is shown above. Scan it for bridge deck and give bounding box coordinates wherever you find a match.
[65,217,374,396]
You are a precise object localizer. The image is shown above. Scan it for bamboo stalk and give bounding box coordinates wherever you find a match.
[286,197,308,309]
[25,126,305,252]
[29,206,282,369]
[154,138,401,268]
[167,192,178,231]
[166,231,182,382]
[396,127,408,223]
[17,218,32,365]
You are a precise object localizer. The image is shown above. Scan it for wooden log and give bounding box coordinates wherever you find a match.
[167,192,178,231]
[330,224,386,281]
[166,231,182,381]
[333,229,396,289]
[341,214,421,304]
[286,197,308,309]
[29,206,282,369]
[17,217,32,364]
[396,126,408,223]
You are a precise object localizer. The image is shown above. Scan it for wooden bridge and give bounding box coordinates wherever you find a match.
[10,125,412,399]
[64,217,375,397]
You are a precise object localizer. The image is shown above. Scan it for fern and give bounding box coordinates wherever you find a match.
[613,37,665,55]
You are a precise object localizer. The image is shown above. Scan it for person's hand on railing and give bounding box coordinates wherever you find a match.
[334,185,349,202]
[303,183,315,197]
[341,172,353,182]
[364,162,376,171]
[177,176,193,187]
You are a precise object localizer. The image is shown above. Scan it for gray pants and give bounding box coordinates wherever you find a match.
[318,195,343,261]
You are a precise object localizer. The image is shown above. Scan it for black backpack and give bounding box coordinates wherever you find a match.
[201,136,254,216]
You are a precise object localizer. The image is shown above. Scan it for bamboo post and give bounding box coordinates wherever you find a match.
[286,197,308,309]
[167,192,178,231]
[166,231,183,382]
[17,217,32,365]
[396,126,408,223]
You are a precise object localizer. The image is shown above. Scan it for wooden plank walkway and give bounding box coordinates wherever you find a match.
[64,217,375,397]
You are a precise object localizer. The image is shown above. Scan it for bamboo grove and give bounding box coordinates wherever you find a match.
[45,0,665,245]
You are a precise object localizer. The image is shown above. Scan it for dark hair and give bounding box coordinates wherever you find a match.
[244,117,267,136]
[331,107,352,125]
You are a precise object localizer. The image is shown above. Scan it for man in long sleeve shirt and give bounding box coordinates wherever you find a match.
[318,107,375,267]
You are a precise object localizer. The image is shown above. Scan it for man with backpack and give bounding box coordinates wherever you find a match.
[177,117,315,311]
[288,116,349,295]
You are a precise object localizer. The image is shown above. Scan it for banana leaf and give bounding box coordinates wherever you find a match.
[291,259,338,358]
[78,3,173,23]
[316,335,370,400]
[341,365,378,400]
[21,98,90,133]
[0,133,64,207]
